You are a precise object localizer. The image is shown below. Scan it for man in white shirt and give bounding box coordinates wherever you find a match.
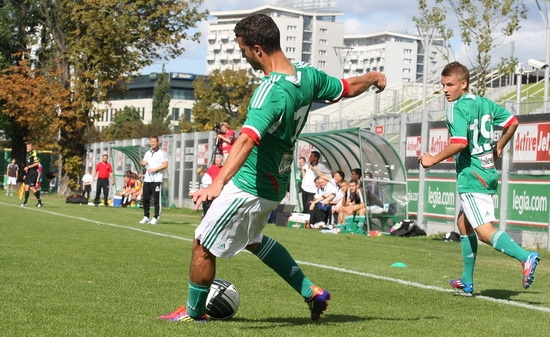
[300,151,329,215]
[308,176,337,228]
[139,136,169,225]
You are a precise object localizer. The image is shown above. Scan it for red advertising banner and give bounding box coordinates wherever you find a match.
[513,122,550,163]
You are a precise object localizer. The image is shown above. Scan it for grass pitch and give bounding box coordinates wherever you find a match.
[1,193,549,337]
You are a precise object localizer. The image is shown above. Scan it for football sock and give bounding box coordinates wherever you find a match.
[252,235,314,298]
[344,216,357,232]
[491,231,530,262]
[34,191,41,201]
[186,280,209,318]
[24,191,29,203]
[460,233,478,285]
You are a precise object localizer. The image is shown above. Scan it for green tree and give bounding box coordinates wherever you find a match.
[0,0,207,190]
[151,68,172,126]
[101,106,145,141]
[190,69,256,131]
[0,1,42,161]
[414,0,527,96]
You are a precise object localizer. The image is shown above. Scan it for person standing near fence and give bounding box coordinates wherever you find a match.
[139,136,168,225]
[6,158,18,196]
[93,154,113,207]
[418,61,540,294]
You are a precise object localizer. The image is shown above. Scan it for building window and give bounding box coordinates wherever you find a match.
[318,60,326,67]
[286,47,296,53]
[172,107,180,121]
[287,36,296,42]
[403,68,411,73]
[404,58,412,64]
[287,25,297,31]
[184,108,192,122]
[319,50,327,56]
[319,39,327,45]
[319,28,328,35]
[404,49,412,54]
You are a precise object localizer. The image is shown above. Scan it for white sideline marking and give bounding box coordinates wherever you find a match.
[4,202,550,313]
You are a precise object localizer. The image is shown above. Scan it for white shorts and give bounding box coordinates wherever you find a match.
[459,192,496,229]
[7,177,17,185]
[195,180,280,258]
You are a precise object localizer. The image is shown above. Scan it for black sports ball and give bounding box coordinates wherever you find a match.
[206,278,240,320]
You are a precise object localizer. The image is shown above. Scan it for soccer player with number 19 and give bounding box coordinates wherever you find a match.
[418,61,540,294]
[158,13,386,322]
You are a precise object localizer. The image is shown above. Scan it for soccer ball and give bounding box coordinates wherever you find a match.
[206,278,240,320]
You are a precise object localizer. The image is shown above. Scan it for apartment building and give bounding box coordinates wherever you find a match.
[208,5,345,77]
[343,32,446,85]
[208,5,445,85]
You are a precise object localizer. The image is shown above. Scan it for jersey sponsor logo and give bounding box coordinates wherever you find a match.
[217,242,227,251]
[478,152,494,169]
[290,265,300,276]
[513,122,550,162]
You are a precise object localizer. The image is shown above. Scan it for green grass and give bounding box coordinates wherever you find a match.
[1,194,549,337]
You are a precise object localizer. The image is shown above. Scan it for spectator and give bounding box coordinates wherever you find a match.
[82,170,93,200]
[309,176,337,228]
[296,156,307,192]
[140,136,169,225]
[206,155,223,181]
[341,179,366,233]
[93,154,113,207]
[364,171,381,199]
[49,175,58,194]
[300,151,329,215]
[350,168,363,188]
[216,122,236,163]
[128,173,142,206]
[196,166,213,216]
[331,180,349,225]
[5,158,18,197]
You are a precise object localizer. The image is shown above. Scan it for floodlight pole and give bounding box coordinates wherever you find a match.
[537,0,550,114]
[334,46,353,127]
[535,0,550,250]
[416,24,435,230]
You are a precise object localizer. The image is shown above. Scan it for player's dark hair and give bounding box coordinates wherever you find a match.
[234,14,281,54]
[441,61,470,91]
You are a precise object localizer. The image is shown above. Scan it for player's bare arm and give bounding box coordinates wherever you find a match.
[418,142,467,168]
[345,71,387,96]
[494,119,519,158]
[190,134,256,209]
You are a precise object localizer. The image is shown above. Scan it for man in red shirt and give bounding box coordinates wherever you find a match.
[93,154,113,207]
[205,154,223,181]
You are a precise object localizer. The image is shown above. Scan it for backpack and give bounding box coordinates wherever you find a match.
[390,220,427,237]
[66,194,88,204]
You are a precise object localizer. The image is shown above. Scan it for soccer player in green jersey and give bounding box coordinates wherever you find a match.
[418,62,540,294]
[158,13,386,322]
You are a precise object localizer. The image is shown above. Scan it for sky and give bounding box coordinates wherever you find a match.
[142,0,550,75]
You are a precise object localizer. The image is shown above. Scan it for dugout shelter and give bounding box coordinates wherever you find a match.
[295,128,408,232]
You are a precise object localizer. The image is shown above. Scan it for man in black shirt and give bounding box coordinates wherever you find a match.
[21,142,43,207]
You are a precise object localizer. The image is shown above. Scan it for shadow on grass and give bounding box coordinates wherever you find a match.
[478,289,544,305]
[231,314,441,328]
